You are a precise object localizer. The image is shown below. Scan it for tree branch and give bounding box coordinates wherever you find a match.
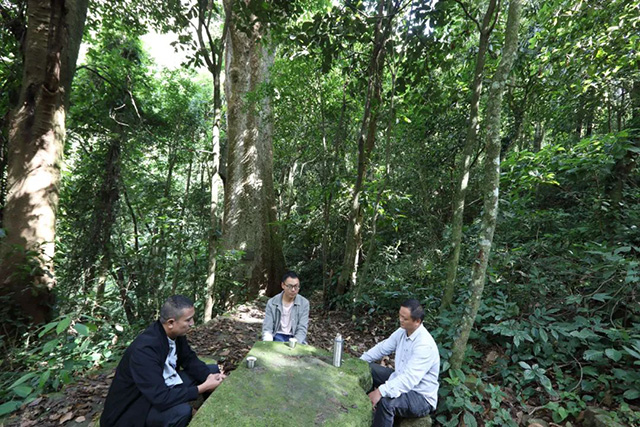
[453,0,480,31]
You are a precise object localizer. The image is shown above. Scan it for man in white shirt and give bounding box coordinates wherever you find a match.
[360,299,440,427]
[262,271,310,343]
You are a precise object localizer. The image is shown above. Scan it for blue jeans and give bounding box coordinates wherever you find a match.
[273,333,294,342]
[145,364,219,427]
[368,363,433,427]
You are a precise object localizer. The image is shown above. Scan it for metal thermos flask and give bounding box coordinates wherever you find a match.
[333,333,343,367]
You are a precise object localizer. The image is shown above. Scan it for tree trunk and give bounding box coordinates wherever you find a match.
[321,81,348,307]
[171,156,193,294]
[222,0,285,298]
[450,0,522,370]
[533,121,545,152]
[441,0,499,311]
[205,66,224,321]
[358,64,397,292]
[336,0,397,296]
[89,135,122,303]
[606,72,640,208]
[192,0,228,321]
[0,0,88,327]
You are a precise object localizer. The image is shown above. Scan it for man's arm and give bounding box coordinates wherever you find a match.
[360,329,402,363]
[294,298,309,343]
[377,341,437,398]
[262,298,276,341]
[177,336,211,384]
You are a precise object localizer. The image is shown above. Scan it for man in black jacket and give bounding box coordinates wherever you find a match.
[100,295,224,427]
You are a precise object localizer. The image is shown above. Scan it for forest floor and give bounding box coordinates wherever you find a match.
[1,293,398,427]
[2,293,592,427]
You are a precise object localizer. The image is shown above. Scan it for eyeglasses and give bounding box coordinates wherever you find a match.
[285,284,300,290]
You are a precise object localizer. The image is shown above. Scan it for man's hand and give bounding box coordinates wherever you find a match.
[368,388,382,408]
[197,373,226,394]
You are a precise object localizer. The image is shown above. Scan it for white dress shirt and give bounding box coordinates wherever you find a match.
[360,324,440,408]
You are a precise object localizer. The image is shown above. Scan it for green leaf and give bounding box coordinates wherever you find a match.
[43,338,59,354]
[539,375,553,391]
[623,345,640,360]
[539,328,549,343]
[74,323,90,336]
[623,389,640,400]
[605,348,622,362]
[590,293,612,302]
[13,385,33,398]
[38,370,51,389]
[9,372,37,389]
[518,361,532,370]
[614,246,631,254]
[38,321,59,338]
[56,316,72,335]
[552,406,569,422]
[61,370,72,384]
[0,401,21,417]
[583,350,604,361]
[571,329,599,340]
[463,411,478,427]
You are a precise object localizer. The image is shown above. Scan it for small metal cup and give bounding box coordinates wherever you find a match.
[246,356,257,369]
[288,338,297,349]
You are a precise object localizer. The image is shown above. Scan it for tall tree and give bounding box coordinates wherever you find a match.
[450,0,522,369]
[441,0,500,311]
[189,0,229,321]
[0,0,88,326]
[336,0,399,296]
[0,0,26,227]
[222,0,285,297]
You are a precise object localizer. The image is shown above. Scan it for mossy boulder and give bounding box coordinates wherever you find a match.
[191,341,372,427]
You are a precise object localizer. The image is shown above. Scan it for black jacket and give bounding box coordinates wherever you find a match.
[100,321,210,427]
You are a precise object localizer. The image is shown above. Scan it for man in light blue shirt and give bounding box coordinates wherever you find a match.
[360,299,440,426]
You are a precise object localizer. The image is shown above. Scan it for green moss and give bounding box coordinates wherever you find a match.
[191,341,373,427]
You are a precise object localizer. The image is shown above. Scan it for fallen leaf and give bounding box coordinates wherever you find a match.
[59,411,74,424]
[28,397,43,407]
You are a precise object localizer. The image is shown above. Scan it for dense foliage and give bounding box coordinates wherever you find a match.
[1,0,638,424]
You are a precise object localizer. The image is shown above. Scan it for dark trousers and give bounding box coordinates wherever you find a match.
[273,333,293,342]
[368,363,433,427]
[146,364,220,427]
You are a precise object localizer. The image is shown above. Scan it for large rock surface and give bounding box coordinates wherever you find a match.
[191,341,373,427]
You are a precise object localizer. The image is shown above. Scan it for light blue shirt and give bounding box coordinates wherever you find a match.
[360,324,440,408]
[163,338,183,387]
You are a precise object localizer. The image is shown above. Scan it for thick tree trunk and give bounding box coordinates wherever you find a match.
[450,0,522,370]
[441,0,499,311]
[336,0,396,296]
[222,0,285,298]
[0,0,88,327]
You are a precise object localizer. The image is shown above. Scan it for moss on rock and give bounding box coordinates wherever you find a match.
[191,341,372,427]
